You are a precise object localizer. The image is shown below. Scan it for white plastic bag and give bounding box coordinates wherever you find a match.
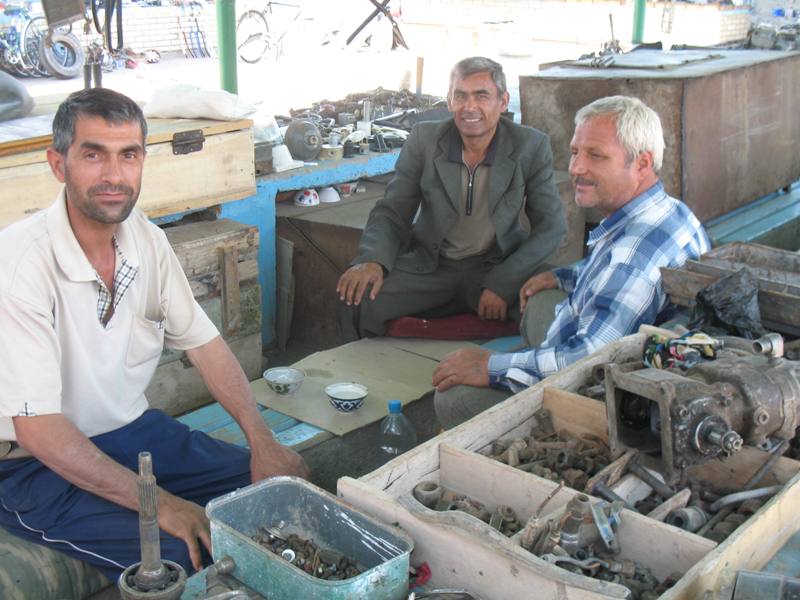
[143,83,256,120]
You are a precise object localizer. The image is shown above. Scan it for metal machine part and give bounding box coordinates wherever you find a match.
[118,452,187,600]
[283,120,321,161]
[558,494,622,557]
[666,506,708,533]
[605,334,800,482]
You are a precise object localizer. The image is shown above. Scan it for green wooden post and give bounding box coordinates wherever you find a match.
[632,0,646,44]
[217,0,238,93]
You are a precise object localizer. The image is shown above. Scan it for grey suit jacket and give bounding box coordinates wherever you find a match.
[355,117,565,302]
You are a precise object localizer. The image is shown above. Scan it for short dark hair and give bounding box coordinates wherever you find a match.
[52,88,147,155]
[449,56,507,98]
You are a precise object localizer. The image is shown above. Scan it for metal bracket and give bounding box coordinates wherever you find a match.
[171,129,205,155]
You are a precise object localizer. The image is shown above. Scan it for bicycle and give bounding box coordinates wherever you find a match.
[236,1,308,64]
[0,3,84,79]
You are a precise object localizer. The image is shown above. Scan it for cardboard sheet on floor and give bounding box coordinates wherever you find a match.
[253,338,477,436]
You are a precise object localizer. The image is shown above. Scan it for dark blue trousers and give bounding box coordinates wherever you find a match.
[0,409,252,579]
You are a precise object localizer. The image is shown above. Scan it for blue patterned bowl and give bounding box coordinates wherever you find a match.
[325,382,368,413]
[263,367,305,395]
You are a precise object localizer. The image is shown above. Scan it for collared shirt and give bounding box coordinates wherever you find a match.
[488,182,711,392]
[0,190,219,440]
[439,126,500,260]
[95,237,138,325]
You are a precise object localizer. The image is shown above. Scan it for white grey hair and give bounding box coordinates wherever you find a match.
[575,95,664,172]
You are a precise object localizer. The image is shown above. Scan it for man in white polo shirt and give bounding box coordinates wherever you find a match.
[0,88,308,579]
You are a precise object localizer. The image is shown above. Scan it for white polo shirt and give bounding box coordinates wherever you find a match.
[0,191,219,440]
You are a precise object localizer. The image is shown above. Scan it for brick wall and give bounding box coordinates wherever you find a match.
[400,0,751,48]
[78,3,218,55]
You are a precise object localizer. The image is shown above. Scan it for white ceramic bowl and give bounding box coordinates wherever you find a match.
[263,367,305,394]
[325,382,368,413]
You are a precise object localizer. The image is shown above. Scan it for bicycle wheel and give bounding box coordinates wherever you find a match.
[38,30,84,79]
[21,16,48,76]
[237,9,273,63]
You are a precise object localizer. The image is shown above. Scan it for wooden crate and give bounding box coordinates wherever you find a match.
[145,219,262,416]
[0,117,255,229]
[660,242,800,335]
[520,50,800,222]
[339,334,800,599]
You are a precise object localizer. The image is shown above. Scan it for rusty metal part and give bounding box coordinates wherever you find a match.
[666,506,708,532]
[531,408,557,439]
[585,450,636,495]
[708,485,783,512]
[250,531,362,581]
[606,334,800,482]
[413,480,442,509]
[627,457,676,499]
[697,439,789,537]
[119,452,187,600]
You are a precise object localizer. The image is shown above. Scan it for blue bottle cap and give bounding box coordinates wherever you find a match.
[388,399,402,413]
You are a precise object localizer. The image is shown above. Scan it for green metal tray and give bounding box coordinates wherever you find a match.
[207,476,413,600]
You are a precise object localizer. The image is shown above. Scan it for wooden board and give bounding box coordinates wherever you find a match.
[254,338,477,436]
[0,119,255,229]
[0,116,253,158]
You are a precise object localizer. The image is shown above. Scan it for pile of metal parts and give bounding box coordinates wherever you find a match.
[285,87,446,131]
[486,409,612,494]
[251,528,363,581]
[411,482,522,536]
[521,494,674,600]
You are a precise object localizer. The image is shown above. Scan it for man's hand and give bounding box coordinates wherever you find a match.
[478,288,508,321]
[519,271,558,312]
[336,262,384,306]
[158,492,211,573]
[336,262,383,306]
[432,348,492,392]
[249,431,310,482]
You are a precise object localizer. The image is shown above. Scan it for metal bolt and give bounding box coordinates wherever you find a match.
[753,407,770,426]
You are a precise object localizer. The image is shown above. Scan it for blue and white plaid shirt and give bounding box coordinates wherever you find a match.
[488,181,711,392]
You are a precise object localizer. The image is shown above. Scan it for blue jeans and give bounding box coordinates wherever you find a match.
[0,409,252,579]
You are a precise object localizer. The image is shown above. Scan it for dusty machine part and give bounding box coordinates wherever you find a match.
[666,506,708,532]
[413,481,442,509]
[118,452,187,600]
[557,495,622,557]
[283,120,322,161]
[605,334,800,482]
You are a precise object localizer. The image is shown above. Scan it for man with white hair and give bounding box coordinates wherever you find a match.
[433,95,711,429]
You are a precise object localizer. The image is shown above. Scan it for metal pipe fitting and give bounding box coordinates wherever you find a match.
[666,506,708,532]
[412,481,442,509]
[753,333,784,359]
[709,485,784,513]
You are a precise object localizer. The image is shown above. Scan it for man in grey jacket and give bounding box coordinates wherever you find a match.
[337,57,565,340]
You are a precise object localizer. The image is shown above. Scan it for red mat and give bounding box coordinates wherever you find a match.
[385,314,519,340]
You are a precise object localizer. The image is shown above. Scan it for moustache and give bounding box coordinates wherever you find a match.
[573,177,596,187]
[88,184,135,197]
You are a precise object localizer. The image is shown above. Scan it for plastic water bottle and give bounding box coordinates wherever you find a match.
[379,400,417,458]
